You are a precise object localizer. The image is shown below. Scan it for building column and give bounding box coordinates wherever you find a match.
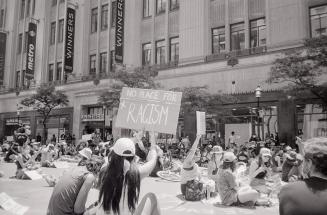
[224,0,230,52]
[244,0,250,49]
[278,98,296,148]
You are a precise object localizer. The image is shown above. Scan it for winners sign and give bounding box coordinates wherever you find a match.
[25,22,37,80]
[115,0,125,63]
[116,88,182,134]
[64,7,76,73]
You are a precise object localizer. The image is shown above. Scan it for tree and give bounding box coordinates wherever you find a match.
[21,84,69,144]
[267,35,327,105]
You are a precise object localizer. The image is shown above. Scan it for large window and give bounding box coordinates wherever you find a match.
[101,4,108,31]
[111,1,117,27]
[91,8,98,33]
[230,23,245,51]
[142,43,151,66]
[143,0,151,18]
[56,62,62,81]
[90,54,96,75]
[17,33,23,54]
[156,40,165,64]
[20,0,25,19]
[0,9,5,28]
[170,0,179,11]
[48,64,54,82]
[250,18,266,48]
[212,27,225,54]
[169,37,179,62]
[100,52,107,74]
[310,5,327,37]
[50,22,56,45]
[58,19,64,43]
[156,0,166,14]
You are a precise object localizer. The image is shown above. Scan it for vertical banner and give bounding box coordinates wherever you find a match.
[25,22,37,81]
[115,0,125,63]
[196,111,206,135]
[0,32,6,85]
[64,7,76,73]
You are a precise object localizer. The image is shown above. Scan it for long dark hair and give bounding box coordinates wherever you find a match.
[222,161,236,172]
[99,152,140,214]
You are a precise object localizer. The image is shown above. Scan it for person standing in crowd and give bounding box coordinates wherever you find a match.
[228,131,236,150]
[217,151,259,206]
[249,148,272,195]
[36,133,42,143]
[96,132,161,215]
[47,156,104,215]
[279,137,327,215]
[51,134,57,144]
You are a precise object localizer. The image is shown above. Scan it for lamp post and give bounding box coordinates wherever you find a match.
[255,86,262,140]
[103,105,106,141]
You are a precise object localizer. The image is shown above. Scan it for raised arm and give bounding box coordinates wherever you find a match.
[139,131,159,179]
[74,174,95,214]
[183,135,201,167]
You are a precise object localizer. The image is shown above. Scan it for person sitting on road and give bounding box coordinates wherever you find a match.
[95,132,161,215]
[40,144,57,168]
[180,134,205,201]
[271,149,283,172]
[237,146,249,164]
[287,153,304,182]
[216,151,259,206]
[47,156,104,215]
[249,148,273,195]
[14,146,41,179]
[279,137,327,215]
[281,150,298,182]
[208,146,224,193]
[77,147,93,166]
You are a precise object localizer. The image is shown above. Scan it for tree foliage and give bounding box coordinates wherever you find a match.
[268,36,327,105]
[21,84,69,143]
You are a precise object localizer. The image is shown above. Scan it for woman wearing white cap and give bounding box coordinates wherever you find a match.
[249,147,272,195]
[217,151,259,206]
[96,131,161,215]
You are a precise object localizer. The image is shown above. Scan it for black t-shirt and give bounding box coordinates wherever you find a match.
[279,177,327,215]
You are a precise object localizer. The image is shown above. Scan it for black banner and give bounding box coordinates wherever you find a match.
[25,22,37,80]
[0,32,6,85]
[64,7,76,73]
[115,0,125,64]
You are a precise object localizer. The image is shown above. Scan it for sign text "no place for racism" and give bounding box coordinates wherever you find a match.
[115,87,182,134]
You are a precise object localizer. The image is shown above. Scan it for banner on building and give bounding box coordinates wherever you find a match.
[25,22,37,81]
[114,0,125,64]
[64,7,76,73]
[115,87,183,134]
[0,32,6,85]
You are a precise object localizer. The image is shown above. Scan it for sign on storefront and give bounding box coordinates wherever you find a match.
[25,22,37,81]
[115,0,125,63]
[81,114,104,122]
[64,7,76,73]
[0,32,6,85]
[115,87,182,134]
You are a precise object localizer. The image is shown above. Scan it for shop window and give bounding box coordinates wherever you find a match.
[169,37,179,62]
[36,115,70,142]
[212,27,225,54]
[0,9,5,28]
[230,22,245,51]
[310,5,327,37]
[250,18,266,48]
[101,4,109,31]
[155,40,165,65]
[142,43,151,66]
[91,7,98,33]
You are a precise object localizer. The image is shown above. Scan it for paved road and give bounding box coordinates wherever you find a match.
[0,162,279,215]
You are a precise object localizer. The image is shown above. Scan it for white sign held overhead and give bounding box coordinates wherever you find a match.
[196,111,206,135]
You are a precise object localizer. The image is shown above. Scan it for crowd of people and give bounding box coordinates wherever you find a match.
[1,124,327,215]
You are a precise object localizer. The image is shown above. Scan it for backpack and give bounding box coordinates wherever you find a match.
[185,180,205,201]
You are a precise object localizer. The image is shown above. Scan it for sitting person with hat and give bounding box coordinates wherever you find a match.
[288,153,304,182]
[41,144,57,168]
[217,151,259,206]
[281,150,298,182]
[180,134,205,201]
[78,147,92,166]
[249,148,273,195]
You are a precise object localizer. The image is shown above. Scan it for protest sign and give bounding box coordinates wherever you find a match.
[0,192,29,215]
[196,111,206,135]
[24,170,42,180]
[115,87,182,134]
[82,134,92,141]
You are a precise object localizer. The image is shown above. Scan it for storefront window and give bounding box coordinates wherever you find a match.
[297,104,327,139]
[36,115,70,142]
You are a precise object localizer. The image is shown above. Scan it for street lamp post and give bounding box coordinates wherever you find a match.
[103,105,106,141]
[255,86,262,140]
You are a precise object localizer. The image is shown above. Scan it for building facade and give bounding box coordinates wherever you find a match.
[0,0,326,144]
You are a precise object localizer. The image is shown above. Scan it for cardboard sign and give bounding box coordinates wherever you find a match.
[82,134,92,141]
[115,87,182,134]
[196,111,206,135]
[0,192,29,215]
[24,170,42,180]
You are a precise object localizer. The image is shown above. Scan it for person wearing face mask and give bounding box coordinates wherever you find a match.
[279,137,327,215]
[249,148,272,195]
[96,132,161,215]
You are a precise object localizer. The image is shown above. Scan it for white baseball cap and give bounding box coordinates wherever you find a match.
[223,152,237,162]
[79,147,92,160]
[112,138,135,157]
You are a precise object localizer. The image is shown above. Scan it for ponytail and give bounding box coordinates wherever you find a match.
[124,157,140,214]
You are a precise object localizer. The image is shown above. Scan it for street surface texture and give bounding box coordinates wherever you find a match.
[0,162,279,215]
